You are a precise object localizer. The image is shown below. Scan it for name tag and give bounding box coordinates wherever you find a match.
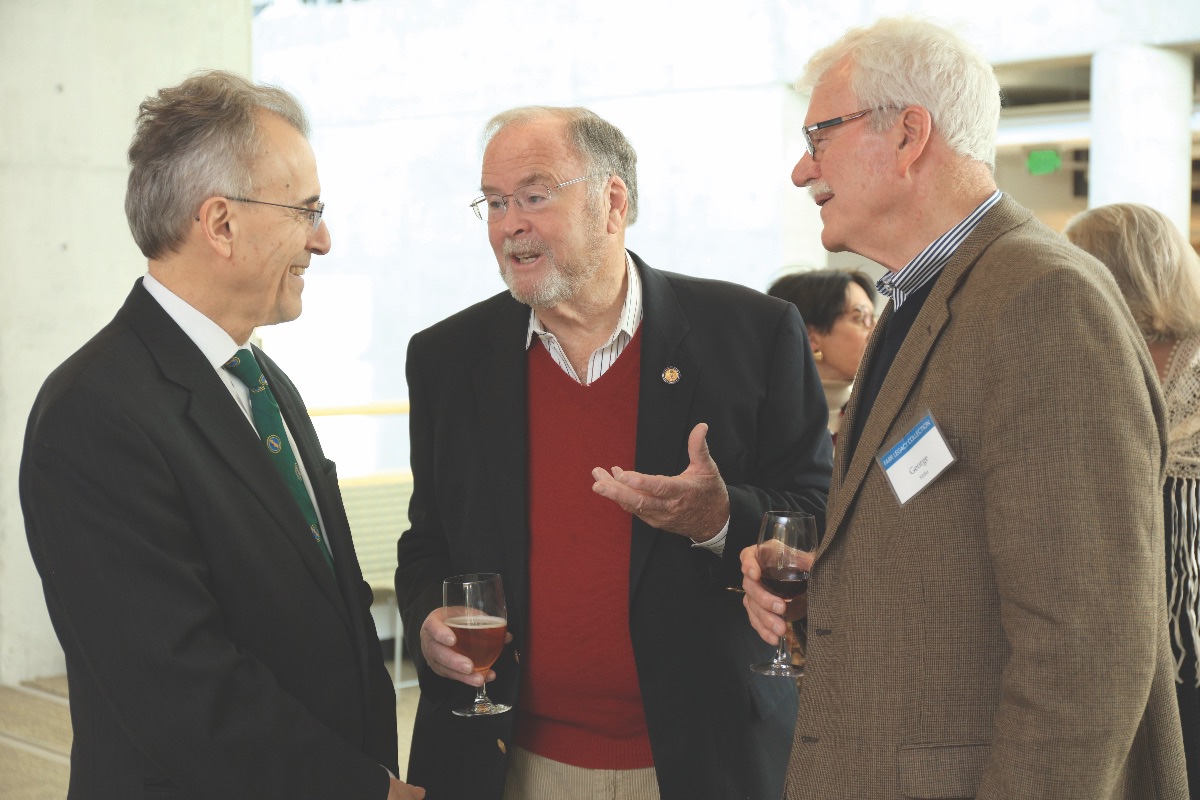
[876,411,956,505]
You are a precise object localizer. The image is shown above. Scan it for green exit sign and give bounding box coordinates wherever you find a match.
[1027,149,1062,175]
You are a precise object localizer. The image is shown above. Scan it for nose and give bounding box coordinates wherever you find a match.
[308,218,331,256]
[792,152,818,187]
[496,202,531,238]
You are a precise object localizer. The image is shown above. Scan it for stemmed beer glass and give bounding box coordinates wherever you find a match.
[443,573,511,716]
[750,511,817,678]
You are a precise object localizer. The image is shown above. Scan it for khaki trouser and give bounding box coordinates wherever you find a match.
[501,746,661,800]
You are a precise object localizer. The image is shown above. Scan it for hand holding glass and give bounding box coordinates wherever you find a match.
[443,573,511,716]
[750,511,817,677]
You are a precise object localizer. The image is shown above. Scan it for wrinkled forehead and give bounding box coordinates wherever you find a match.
[481,118,584,191]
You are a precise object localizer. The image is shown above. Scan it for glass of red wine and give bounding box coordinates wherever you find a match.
[443,573,512,716]
[750,511,817,678]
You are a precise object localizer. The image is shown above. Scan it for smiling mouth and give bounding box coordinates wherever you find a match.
[289,265,307,276]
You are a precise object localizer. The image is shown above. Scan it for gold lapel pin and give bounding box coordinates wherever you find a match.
[662,366,681,384]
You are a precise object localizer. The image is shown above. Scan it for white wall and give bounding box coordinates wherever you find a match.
[0,0,252,684]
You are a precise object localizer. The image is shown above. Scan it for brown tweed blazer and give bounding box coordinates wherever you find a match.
[786,196,1189,799]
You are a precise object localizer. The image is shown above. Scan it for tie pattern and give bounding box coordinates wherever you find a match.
[223,348,334,572]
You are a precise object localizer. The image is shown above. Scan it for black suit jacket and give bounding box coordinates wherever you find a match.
[395,253,832,800]
[20,280,397,800]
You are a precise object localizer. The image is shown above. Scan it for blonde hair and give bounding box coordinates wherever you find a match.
[1065,203,1200,341]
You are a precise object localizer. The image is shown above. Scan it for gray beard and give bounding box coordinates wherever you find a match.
[501,250,583,309]
[500,232,604,310]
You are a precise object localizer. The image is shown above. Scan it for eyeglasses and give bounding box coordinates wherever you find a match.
[470,175,594,222]
[840,304,876,329]
[228,197,325,230]
[802,108,874,159]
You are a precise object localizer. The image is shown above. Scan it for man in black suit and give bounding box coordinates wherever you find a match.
[395,106,831,799]
[20,71,423,800]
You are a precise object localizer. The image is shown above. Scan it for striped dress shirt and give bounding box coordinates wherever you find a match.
[877,190,1003,309]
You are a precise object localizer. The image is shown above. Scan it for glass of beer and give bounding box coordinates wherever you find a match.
[443,572,511,717]
[750,511,817,678]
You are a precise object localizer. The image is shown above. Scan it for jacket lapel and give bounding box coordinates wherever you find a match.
[822,197,1032,554]
[121,283,348,618]
[630,256,700,594]
[258,352,353,626]
[472,297,533,630]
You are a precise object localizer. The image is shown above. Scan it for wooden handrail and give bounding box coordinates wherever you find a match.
[308,401,410,417]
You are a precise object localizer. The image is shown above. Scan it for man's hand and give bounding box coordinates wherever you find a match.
[418,607,511,687]
[741,544,808,646]
[389,776,426,799]
[591,422,729,542]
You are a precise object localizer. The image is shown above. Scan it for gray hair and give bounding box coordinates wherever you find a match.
[798,17,1000,170]
[1064,203,1200,341]
[483,106,639,226]
[125,70,310,259]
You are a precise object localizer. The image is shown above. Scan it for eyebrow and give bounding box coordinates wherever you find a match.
[299,194,321,206]
[480,172,556,194]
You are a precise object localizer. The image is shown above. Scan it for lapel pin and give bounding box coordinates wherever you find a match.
[661,366,681,384]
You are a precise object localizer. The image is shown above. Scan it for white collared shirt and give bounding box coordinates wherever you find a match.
[141,274,331,558]
[521,253,728,554]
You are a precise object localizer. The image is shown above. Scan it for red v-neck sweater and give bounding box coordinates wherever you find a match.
[514,330,654,769]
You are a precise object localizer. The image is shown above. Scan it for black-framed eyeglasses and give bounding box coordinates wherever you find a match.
[228,196,325,230]
[470,175,594,222]
[802,108,874,159]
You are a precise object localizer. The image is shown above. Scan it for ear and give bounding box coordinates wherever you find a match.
[195,196,235,258]
[605,175,629,233]
[806,325,824,353]
[894,105,933,175]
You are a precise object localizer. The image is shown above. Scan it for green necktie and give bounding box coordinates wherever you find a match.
[223,348,334,572]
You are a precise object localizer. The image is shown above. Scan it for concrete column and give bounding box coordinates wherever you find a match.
[1090,43,1194,238]
[0,1,251,685]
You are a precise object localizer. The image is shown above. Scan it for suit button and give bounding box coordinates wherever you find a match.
[800,736,820,744]
[497,739,507,754]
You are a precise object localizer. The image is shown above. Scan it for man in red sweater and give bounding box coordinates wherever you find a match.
[396,106,831,800]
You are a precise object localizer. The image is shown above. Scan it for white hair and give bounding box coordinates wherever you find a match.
[798,17,1001,170]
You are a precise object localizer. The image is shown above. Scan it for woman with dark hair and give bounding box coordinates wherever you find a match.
[1066,203,1200,793]
[768,268,877,441]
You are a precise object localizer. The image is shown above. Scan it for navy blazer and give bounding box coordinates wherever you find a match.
[396,253,832,800]
[21,280,397,799]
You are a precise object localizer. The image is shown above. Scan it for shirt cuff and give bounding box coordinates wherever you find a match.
[690,517,729,557]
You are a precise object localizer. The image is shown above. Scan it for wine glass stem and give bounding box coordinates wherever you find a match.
[474,685,490,710]
[775,635,790,666]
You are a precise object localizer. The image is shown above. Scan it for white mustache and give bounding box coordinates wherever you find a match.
[808,180,833,201]
[503,239,548,259]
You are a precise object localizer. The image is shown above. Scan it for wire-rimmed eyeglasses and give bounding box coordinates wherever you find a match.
[802,109,874,159]
[840,304,876,330]
[228,196,325,230]
[470,175,594,222]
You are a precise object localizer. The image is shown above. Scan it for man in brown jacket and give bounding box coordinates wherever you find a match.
[742,17,1189,799]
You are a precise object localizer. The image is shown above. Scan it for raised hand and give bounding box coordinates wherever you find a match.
[591,422,729,542]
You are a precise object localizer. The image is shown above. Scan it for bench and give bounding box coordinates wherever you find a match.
[339,472,418,693]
